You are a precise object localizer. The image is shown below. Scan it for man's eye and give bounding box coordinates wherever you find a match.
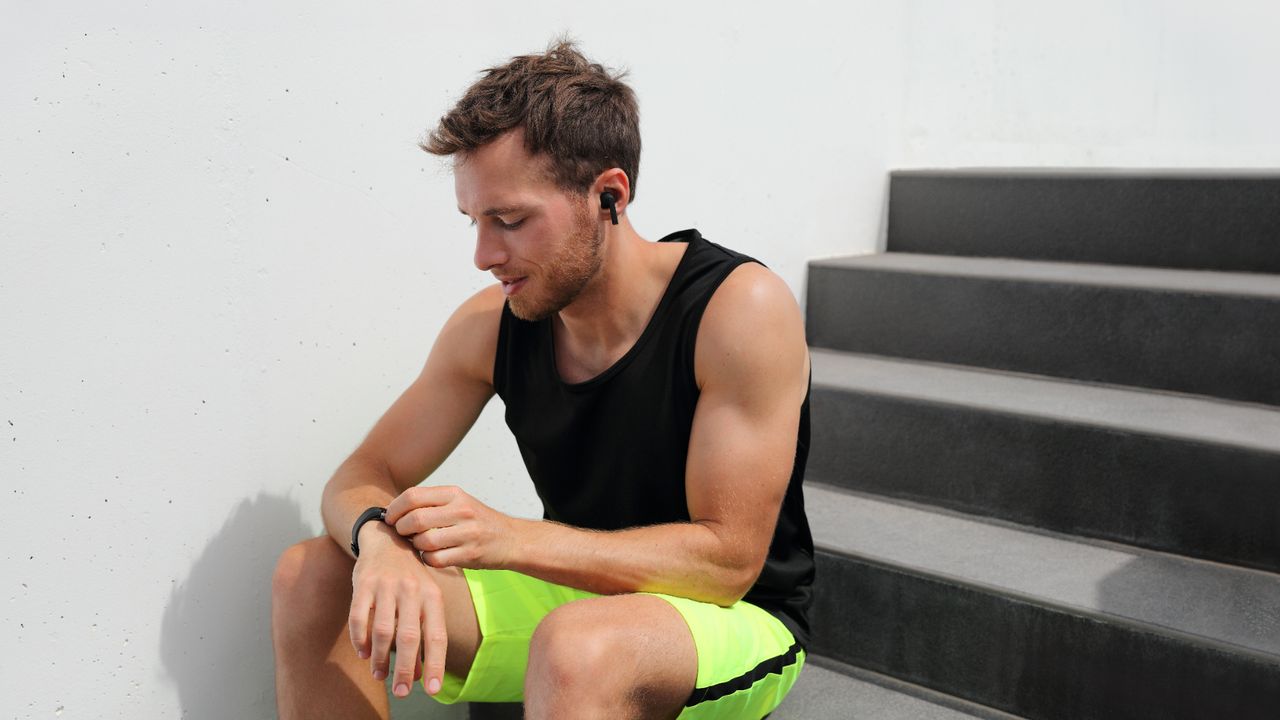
[466,217,523,230]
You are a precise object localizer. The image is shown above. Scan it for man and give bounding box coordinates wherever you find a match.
[272,40,815,720]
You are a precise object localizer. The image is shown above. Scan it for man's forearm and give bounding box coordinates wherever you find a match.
[507,518,756,607]
[321,452,415,560]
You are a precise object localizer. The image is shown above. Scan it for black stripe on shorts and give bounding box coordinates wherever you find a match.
[683,641,804,707]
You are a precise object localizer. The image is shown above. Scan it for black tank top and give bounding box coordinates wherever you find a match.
[492,228,815,648]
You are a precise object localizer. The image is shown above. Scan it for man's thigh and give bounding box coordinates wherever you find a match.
[413,551,483,679]
[431,568,805,719]
[282,535,482,678]
[638,590,805,720]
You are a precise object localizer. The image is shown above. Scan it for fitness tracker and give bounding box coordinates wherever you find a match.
[349,506,388,557]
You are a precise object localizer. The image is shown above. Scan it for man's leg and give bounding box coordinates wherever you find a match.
[271,535,482,720]
[524,594,699,720]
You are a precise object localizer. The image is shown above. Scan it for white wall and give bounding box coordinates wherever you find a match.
[3,1,1279,717]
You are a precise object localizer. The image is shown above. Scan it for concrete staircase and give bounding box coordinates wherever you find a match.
[465,170,1280,719]
[778,170,1280,719]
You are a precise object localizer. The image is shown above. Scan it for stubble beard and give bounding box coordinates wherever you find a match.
[508,199,603,322]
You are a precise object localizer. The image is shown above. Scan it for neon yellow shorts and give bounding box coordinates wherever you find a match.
[428,568,805,719]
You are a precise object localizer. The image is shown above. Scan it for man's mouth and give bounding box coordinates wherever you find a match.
[501,277,528,296]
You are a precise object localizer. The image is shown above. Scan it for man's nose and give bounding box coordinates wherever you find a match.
[473,226,509,272]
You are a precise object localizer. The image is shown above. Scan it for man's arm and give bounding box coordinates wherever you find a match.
[499,263,809,606]
[320,285,502,558]
[325,284,502,698]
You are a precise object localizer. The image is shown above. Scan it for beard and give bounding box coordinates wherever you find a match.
[507,198,603,322]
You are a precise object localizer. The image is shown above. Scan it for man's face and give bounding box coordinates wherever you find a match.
[455,129,603,322]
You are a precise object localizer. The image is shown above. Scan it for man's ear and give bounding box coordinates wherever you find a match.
[592,168,631,217]
[600,190,620,224]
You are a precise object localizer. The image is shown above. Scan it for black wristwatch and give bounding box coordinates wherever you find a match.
[349,506,387,557]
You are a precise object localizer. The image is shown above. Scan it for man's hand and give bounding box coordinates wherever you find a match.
[386,485,519,570]
[348,523,449,699]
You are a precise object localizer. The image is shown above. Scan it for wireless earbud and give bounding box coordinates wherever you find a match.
[600,191,619,225]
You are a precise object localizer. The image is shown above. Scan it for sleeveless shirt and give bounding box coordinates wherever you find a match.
[492,228,816,648]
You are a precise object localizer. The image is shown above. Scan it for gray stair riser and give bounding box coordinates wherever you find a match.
[887,174,1280,273]
[805,265,1280,406]
[807,387,1280,573]
[811,551,1280,720]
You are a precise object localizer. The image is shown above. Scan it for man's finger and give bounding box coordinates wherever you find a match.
[347,587,375,659]
[392,591,422,698]
[421,546,467,569]
[394,506,451,537]
[422,583,448,697]
[386,485,459,524]
[412,525,462,553]
[369,588,397,681]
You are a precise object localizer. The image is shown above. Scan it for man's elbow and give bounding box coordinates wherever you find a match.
[694,520,768,605]
[713,559,765,608]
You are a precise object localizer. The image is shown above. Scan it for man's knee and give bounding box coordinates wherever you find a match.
[272,536,351,619]
[527,596,694,719]
[528,599,624,690]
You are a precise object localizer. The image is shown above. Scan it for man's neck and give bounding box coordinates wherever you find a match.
[552,220,686,370]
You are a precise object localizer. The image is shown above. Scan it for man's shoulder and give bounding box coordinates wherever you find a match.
[456,282,507,317]
[707,262,799,330]
[694,262,807,389]
[436,284,506,386]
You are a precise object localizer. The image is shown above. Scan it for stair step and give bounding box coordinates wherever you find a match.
[805,482,1280,720]
[805,252,1280,406]
[886,170,1280,273]
[807,349,1280,572]
[774,657,1020,719]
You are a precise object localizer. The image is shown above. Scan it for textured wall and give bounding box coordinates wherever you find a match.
[3,1,1280,718]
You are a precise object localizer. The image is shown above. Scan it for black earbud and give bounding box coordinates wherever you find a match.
[600,191,619,225]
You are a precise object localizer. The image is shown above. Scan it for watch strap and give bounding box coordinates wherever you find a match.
[349,506,387,557]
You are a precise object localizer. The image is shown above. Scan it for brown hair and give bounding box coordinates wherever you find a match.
[421,39,642,201]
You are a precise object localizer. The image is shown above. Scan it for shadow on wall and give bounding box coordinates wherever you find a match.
[160,493,311,720]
